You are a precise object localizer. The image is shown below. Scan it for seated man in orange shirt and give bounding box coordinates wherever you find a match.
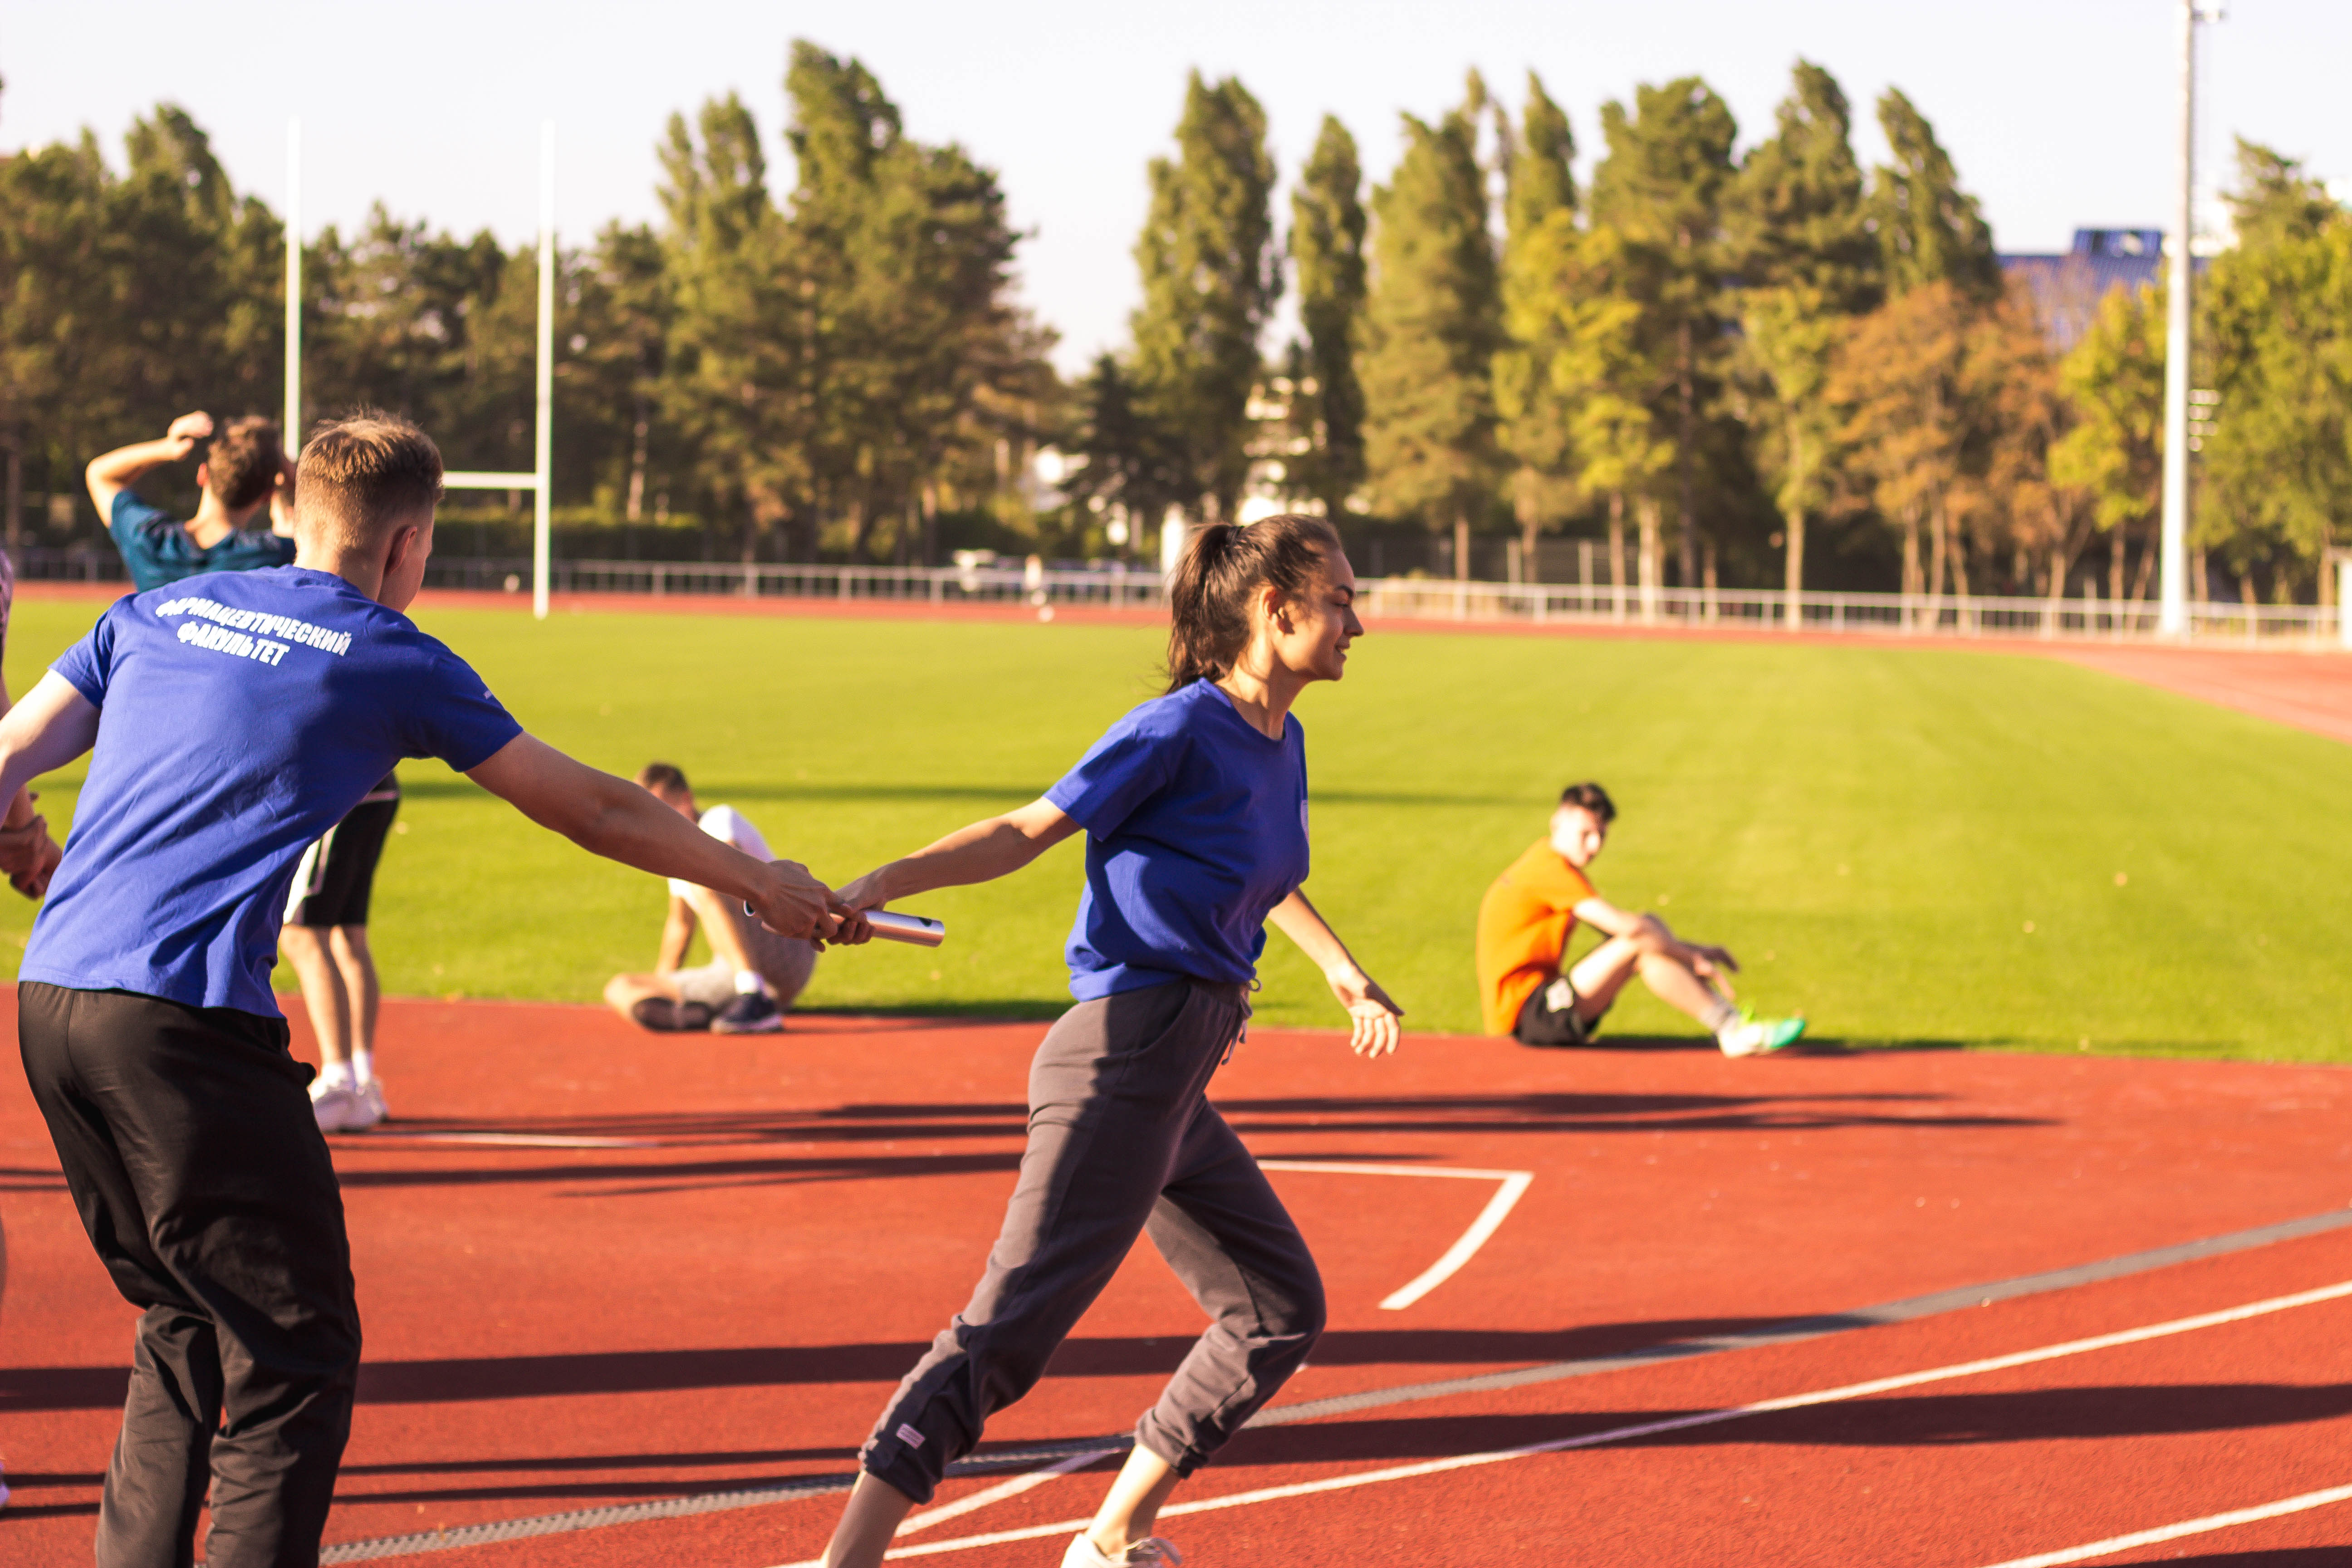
[1476,782,1804,1058]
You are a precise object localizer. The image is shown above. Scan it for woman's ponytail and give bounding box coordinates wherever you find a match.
[1162,513,1343,694]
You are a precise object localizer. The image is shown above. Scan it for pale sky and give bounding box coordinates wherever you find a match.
[6,1,2345,372]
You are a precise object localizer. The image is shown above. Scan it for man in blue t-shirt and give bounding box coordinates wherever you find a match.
[6,411,855,1566]
[84,409,300,591]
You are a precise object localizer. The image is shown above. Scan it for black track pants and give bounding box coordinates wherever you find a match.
[862,977,1326,1504]
[18,982,361,1568]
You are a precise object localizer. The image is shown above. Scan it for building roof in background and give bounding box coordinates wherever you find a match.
[1999,228,2182,352]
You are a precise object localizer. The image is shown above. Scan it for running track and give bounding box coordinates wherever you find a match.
[6,995,2352,1565]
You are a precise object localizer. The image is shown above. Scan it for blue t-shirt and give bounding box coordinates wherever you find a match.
[21,568,521,1015]
[109,491,297,592]
[1044,679,1311,1000]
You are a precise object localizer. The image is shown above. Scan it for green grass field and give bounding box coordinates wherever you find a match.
[2,597,2346,1059]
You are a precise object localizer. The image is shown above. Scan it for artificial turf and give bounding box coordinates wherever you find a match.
[0,595,2344,1060]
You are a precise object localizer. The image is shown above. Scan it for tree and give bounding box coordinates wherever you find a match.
[782,41,1040,564]
[2199,139,2352,607]
[1589,77,1740,592]
[1868,89,2000,302]
[1130,71,1281,526]
[1726,59,1880,625]
[1288,114,1368,524]
[1362,74,1504,581]
[1830,280,1980,623]
[2049,282,2164,608]
[656,92,811,563]
[1493,73,1579,576]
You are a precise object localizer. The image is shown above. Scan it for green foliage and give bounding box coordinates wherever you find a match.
[1361,76,1505,540]
[5,598,2345,1059]
[0,49,1050,568]
[1129,72,1282,524]
[2050,283,2163,534]
[1493,74,1583,535]
[1588,78,1742,581]
[2199,141,2352,588]
[1867,88,2001,303]
[1288,115,1369,521]
[1727,62,1881,591]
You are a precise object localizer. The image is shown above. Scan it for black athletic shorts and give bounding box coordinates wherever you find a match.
[1514,975,1609,1049]
[285,779,400,929]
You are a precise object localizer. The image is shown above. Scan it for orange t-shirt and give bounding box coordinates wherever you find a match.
[1475,839,1598,1035]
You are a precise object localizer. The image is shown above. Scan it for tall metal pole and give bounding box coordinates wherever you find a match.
[2157,0,2195,636]
[533,121,555,622]
[284,120,302,445]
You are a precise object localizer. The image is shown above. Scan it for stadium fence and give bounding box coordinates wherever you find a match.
[15,547,2343,648]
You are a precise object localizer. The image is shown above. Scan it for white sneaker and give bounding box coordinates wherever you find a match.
[1062,1534,1181,1567]
[309,1081,382,1133]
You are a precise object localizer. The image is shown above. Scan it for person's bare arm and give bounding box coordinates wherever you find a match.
[1266,889,1402,1058]
[1573,895,1739,981]
[0,667,63,897]
[86,412,211,518]
[655,894,696,973]
[466,734,843,940]
[833,797,1080,910]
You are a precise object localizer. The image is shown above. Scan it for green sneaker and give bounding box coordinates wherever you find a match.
[1720,1008,1806,1058]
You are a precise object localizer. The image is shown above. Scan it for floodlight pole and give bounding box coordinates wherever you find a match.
[284,120,301,442]
[2157,0,2198,638]
[532,120,555,622]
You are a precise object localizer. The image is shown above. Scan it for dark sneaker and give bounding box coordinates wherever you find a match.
[709,991,784,1034]
[630,997,715,1033]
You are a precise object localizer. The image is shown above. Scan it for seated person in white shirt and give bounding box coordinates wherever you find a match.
[603,762,819,1034]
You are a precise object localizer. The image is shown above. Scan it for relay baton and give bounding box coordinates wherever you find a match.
[745,902,946,948]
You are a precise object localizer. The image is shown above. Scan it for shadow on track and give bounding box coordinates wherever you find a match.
[0,1316,1781,1412]
[337,1087,2048,1162]
[1214,1382,2352,1465]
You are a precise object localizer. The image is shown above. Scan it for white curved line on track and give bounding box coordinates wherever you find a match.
[1975,1481,2352,1567]
[769,1275,2352,1564]
[1255,1161,1534,1310]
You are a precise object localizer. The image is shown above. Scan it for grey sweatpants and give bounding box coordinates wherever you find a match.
[862,977,1325,1504]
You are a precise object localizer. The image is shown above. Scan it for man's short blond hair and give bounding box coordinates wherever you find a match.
[296,410,443,552]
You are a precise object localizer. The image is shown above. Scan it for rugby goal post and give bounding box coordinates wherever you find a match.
[285,119,556,620]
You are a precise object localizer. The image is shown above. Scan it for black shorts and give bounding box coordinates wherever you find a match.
[1514,975,1609,1049]
[285,795,399,929]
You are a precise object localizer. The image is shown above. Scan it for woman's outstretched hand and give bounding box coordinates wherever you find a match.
[1327,967,1402,1058]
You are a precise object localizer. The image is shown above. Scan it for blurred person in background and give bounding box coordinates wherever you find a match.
[602,762,819,1034]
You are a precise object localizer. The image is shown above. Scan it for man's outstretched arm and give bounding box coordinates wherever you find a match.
[466,734,843,941]
[86,412,211,518]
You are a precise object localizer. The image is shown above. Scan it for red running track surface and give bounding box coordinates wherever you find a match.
[5,993,2352,1564]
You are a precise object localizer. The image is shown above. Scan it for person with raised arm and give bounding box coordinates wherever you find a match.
[10,410,848,1568]
[815,513,1401,1568]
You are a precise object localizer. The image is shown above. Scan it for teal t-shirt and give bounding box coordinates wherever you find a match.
[108,491,296,591]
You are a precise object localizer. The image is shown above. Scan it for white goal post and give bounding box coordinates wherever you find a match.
[285,119,556,620]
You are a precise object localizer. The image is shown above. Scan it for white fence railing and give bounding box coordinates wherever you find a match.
[18,546,2344,647]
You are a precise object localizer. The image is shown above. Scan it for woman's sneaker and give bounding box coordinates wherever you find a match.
[1061,1534,1181,1567]
[310,1078,386,1132]
[710,991,783,1034]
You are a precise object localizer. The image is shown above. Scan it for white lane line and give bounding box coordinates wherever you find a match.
[358,1132,658,1148]
[1256,1161,1534,1310]
[895,1448,1118,1538]
[1977,1481,2352,1567]
[820,1275,2352,1562]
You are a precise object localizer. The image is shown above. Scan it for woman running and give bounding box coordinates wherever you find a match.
[818,514,1401,1568]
